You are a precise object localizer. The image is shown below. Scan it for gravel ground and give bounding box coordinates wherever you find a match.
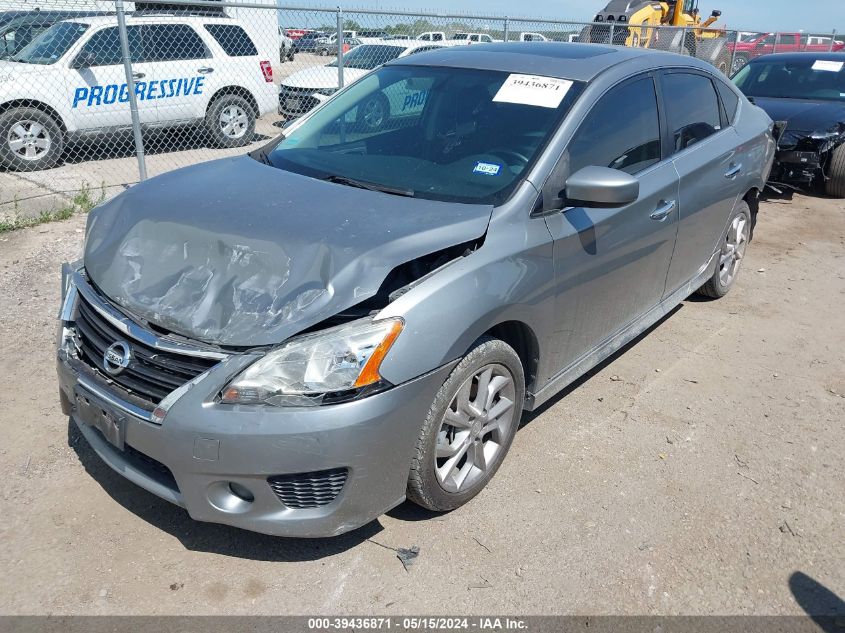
[0,193,843,615]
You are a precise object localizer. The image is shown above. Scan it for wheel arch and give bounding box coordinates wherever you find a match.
[742,187,760,240]
[482,320,540,396]
[206,86,259,117]
[0,99,68,134]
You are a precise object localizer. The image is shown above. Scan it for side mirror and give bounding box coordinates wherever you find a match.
[71,50,96,69]
[564,166,640,208]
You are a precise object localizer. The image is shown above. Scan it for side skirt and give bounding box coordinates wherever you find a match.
[525,249,719,411]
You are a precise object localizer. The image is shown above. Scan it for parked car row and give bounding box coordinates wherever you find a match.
[1,17,843,199]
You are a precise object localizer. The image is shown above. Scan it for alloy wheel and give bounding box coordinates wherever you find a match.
[8,120,51,162]
[719,214,750,287]
[435,363,516,493]
[219,105,249,139]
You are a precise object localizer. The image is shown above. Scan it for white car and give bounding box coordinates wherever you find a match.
[0,14,277,171]
[278,42,442,123]
[450,33,496,44]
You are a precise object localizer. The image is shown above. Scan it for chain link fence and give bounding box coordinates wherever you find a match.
[1,0,842,221]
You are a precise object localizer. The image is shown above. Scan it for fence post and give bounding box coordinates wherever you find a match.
[609,22,615,45]
[336,7,344,89]
[830,29,838,52]
[115,0,146,181]
[729,30,738,75]
[680,26,688,54]
[503,17,509,43]
[772,32,778,54]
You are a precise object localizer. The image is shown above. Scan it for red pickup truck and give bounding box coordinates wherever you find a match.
[729,32,845,73]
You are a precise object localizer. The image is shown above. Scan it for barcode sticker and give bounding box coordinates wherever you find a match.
[493,74,573,108]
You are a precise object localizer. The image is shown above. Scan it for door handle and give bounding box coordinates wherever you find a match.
[650,199,676,221]
[724,163,742,179]
[131,72,145,79]
[197,67,215,74]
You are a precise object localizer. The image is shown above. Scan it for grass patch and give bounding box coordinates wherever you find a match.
[0,182,106,234]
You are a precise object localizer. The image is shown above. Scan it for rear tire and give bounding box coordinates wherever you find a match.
[732,53,749,74]
[205,94,255,149]
[0,107,64,172]
[407,337,525,512]
[697,200,752,299]
[825,144,845,198]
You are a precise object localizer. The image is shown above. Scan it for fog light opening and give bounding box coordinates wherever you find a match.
[228,481,255,503]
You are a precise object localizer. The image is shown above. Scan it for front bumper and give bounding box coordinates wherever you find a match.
[57,278,452,538]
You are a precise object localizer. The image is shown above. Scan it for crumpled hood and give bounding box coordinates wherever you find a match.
[754,97,845,141]
[84,156,492,347]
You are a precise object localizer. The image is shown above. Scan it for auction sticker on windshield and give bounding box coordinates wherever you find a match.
[493,74,573,108]
[812,60,844,73]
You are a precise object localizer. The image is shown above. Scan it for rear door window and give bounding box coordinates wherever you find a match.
[203,23,257,56]
[660,72,723,154]
[144,24,208,61]
[568,76,662,175]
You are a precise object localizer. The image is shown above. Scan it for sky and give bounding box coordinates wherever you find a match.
[317,0,844,34]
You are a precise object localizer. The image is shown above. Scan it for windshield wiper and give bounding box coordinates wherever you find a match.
[322,174,415,197]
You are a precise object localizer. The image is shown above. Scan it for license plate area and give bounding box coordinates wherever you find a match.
[75,388,126,451]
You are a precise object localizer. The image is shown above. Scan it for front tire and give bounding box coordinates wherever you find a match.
[407,337,525,512]
[825,144,845,198]
[205,94,255,149]
[0,107,64,172]
[697,200,752,299]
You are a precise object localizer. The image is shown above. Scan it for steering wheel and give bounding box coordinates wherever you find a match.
[488,148,530,166]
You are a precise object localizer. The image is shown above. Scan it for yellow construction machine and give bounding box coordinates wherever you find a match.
[581,0,731,73]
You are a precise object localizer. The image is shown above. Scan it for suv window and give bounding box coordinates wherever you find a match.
[203,23,256,56]
[568,77,661,176]
[144,24,208,61]
[661,73,722,153]
[77,25,143,66]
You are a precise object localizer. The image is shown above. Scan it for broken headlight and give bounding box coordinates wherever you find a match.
[220,317,403,407]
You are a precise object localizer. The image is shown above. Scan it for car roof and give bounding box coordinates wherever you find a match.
[750,51,845,64]
[388,42,704,83]
[66,13,238,27]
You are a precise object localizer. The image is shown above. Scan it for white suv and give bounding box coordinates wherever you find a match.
[0,14,277,171]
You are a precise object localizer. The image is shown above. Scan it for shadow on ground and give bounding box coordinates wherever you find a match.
[789,571,845,632]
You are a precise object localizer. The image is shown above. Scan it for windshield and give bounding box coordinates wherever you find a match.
[10,20,87,64]
[740,32,765,43]
[266,65,583,204]
[328,44,404,69]
[734,59,845,102]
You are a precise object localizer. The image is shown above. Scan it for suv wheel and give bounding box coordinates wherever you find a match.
[697,200,752,299]
[357,93,389,132]
[407,337,525,512]
[206,94,255,148]
[0,107,64,171]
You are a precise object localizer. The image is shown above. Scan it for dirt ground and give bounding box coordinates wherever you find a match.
[0,193,843,616]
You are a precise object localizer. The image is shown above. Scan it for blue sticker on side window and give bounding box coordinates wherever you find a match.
[473,162,501,176]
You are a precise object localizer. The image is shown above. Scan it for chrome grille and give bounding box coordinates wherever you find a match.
[268,468,348,509]
[73,291,219,405]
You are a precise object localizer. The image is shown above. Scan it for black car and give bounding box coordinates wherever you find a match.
[733,52,845,197]
[293,31,328,53]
